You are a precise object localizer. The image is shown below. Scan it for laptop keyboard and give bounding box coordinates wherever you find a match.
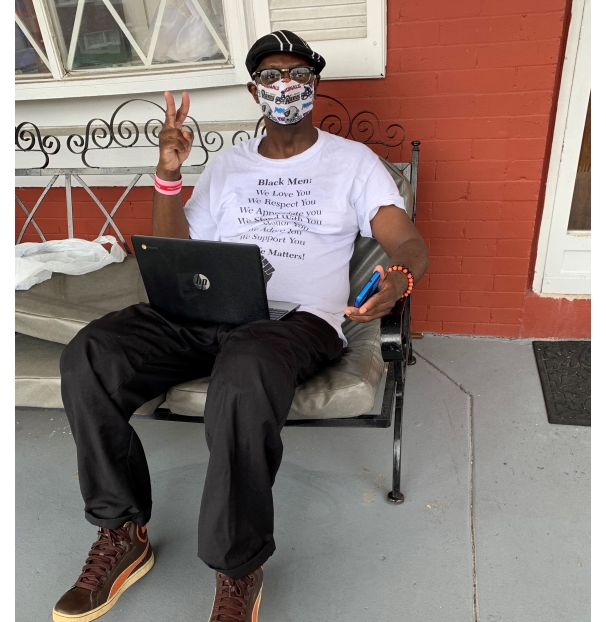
[268,308,288,320]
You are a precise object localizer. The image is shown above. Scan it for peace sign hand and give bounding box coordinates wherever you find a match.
[157,91,194,180]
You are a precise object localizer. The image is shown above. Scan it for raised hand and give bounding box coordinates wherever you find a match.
[157,91,194,180]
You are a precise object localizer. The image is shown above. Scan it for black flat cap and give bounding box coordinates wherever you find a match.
[245,30,326,77]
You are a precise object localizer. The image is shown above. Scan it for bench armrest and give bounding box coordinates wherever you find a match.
[380,296,411,362]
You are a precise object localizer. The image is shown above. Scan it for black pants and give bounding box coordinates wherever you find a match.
[60,304,343,578]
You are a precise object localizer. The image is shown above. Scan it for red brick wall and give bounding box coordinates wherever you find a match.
[16,186,177,243]
[16,0,590,339]
[321,0,589,339]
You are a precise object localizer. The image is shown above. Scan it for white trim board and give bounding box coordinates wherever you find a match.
[532,0,591,296]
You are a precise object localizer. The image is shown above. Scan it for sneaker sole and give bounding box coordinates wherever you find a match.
[52,551,155,622]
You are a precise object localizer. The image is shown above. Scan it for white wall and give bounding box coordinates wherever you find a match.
[16,84,259,185]
[16,83,258,128]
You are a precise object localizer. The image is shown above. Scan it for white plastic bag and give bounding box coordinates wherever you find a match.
[15,236,127,291]
[143,0,220,63]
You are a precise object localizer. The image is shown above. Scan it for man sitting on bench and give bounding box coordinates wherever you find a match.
[53,30,429,622]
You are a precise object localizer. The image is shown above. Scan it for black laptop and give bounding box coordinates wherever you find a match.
[132,235,300,324]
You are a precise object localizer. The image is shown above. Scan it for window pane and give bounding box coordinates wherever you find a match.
[49,0,227,71]
[15,0,51,76]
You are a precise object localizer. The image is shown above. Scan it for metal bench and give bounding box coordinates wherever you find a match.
[15,95,420,504]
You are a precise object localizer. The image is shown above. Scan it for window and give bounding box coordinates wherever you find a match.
[46,0,228,71]
[16,0,228,75]
[16,0,386,100]
[15,0,52,76]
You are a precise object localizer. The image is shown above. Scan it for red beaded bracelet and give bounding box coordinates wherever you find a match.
[387,265,414,298]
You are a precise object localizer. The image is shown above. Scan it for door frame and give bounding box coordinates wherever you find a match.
[532,0,591,295]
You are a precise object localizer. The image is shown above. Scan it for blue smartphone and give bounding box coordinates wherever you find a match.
[354,271,381,308]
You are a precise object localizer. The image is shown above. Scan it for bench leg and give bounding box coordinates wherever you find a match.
[387,360,405,504]
[407,341,417,366]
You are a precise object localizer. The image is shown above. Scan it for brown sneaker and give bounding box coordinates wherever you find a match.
[209,567,263,622]
[52,522,154,622]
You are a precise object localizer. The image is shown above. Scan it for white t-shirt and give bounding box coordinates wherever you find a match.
[184,129,405,343]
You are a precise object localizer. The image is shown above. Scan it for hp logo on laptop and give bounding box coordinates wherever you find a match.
[193,274,210,290]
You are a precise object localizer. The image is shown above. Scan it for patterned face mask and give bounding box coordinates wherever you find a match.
[256,79,314,125]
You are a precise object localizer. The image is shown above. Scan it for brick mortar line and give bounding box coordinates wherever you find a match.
[387,12,566,26]
[443,69,558,73]
[391,37,563,45]
[335,92,554,97]
[320,114,551,121]
[338,90,556,96]
[389,38,564,48]
[413,350,479,622]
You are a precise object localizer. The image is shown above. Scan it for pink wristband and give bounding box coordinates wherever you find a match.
[155,174,182,195]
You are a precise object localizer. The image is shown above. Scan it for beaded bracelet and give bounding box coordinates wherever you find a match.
[154,174,182,195]
[387,265,414,298]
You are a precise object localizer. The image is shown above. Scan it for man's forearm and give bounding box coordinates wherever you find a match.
[152,189,190,239]
[388,238,429,284]
[344,235,429,321]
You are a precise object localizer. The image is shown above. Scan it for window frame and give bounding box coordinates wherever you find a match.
[532,0,590,296]
[16,0,387,102]
[16,0,253,101]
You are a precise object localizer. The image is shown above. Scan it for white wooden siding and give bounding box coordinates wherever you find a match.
[252,0,385,80]
[270,0,367,41]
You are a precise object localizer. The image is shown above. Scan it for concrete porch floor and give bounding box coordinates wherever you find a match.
[16,334,590,622]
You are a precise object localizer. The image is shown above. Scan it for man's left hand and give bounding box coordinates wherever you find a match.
[344,265,407,323]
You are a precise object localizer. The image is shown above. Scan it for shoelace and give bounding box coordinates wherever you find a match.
[74,527,132,592]
[211,573,255,622]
